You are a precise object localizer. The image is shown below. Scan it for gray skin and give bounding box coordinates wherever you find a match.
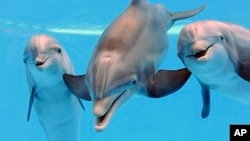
[177,20,250,119]
[23,34,84,141]
[63,0,205,131]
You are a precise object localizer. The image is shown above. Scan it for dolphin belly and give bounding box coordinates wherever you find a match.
[34,89,81,141]
[24,34,83,141]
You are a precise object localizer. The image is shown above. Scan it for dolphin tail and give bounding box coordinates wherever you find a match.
[27,86,36,122]
[171,4,206,21]
[146,68,191,98]
[63,74,92,101]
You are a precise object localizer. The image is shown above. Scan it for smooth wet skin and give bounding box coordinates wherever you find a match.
[23,34,83,141]
[177,20,250,118]
[63,0,205,131]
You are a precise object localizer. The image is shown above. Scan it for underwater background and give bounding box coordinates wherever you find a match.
[0,0,250,140]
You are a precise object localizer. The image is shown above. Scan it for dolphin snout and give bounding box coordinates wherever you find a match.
[93,94,120,117]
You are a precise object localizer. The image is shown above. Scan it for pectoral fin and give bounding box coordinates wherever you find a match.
[63,74,91,101]
[238,61,250,82]
[27,86,36,122]
[146,68,191,98]
[199,82,210,119]
[77,98,85,111]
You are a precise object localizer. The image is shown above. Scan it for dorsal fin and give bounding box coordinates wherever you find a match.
[171,4,206,21]
[131,0,146,5]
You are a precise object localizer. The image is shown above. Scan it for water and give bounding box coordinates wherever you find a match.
[0,0,250,141]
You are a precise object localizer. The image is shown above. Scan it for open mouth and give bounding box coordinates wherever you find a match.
[194,50,207,58]
[35,56,50,67]
[35,61,45,66]
[94,92,125,131]
[188,43,215,59]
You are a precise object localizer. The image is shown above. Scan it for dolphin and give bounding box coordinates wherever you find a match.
[63,0,205,131]
[23,34,87,141]
[177,20,250,118]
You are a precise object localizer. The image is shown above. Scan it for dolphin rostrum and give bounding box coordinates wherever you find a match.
[63,0,205,131]
[177,20,250,118]
[23,34,86,141]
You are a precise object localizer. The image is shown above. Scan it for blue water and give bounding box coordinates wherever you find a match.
[1,0,250,141]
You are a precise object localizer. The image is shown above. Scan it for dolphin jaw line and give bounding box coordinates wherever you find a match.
[35,56,51,67]
[187,43,215,59]
[94,91,125,131]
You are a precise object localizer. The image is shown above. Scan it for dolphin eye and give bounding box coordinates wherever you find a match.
[57,48,61,53]
[220,36,224,41]
[23,59,27,64]
[132,80,136,85]
[46,47,61,55]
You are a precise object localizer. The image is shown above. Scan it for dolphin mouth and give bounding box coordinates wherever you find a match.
[94,91,126,131]
[35,61,45,66]
[194,50,207,58]
[35,56,50,67]
[188,43,215,59]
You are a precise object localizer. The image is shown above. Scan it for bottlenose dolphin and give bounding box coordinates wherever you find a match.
[63,0,205,131]
[177,20,250,118]
[23,34,86,141]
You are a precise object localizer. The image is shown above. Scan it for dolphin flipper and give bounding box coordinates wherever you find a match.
[238,61,250,82]
[63,74,92,101]
[27,86,36,122]
[77,98,85,111]
[200,82,210,119]
[146,68,191,98]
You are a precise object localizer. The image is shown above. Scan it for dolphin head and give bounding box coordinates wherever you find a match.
[85,48,138,131]
[66,1,205,131]
[23,34,73,86]
[177,21,233,77]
